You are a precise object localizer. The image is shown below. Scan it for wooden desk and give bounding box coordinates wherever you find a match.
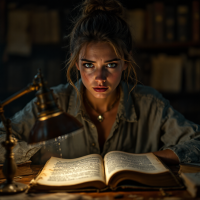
[0,165,197,200]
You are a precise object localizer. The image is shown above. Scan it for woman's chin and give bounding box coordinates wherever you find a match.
[93,93,108,99]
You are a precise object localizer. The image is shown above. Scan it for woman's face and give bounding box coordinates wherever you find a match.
[76,41,127,99]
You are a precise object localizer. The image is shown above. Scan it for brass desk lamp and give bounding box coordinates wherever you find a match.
[0,69,83,194]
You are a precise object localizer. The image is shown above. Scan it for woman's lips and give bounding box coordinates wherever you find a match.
[93,87,108,92]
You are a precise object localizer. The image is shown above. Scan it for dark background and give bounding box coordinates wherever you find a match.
[0,0,200,124]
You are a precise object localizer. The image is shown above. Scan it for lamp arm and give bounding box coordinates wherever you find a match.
[0,76,40,136]
[0,83,38,141]
[0,68,45,110]
[1,83,39,108]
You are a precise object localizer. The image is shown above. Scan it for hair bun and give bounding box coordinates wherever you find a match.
[82,0,123,17]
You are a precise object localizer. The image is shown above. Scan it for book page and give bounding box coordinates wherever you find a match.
[104,151,169,184]
[35,155,105,186]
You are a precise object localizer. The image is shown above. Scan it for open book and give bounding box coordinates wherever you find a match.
[29,151,182,191]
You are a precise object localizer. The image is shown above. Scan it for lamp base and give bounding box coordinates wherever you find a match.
[0,180,28,194]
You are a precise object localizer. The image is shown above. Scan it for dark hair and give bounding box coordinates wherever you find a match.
[66,0,138,96]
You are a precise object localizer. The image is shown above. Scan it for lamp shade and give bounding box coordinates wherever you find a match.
[28,112,83,145]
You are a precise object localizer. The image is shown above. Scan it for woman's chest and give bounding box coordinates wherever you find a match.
[89,108,118,142]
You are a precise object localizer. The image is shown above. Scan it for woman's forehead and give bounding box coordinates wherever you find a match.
[79,41,118,60]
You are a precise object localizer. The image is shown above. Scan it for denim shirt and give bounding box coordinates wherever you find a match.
[0,81,200,164]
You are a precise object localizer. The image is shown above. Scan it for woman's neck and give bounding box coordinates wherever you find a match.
[84,88,119,114]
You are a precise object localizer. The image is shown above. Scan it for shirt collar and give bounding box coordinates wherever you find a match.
[117,81,138,122]
[67,80,138,122]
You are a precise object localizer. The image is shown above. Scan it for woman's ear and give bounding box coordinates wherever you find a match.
[75,62,80,70]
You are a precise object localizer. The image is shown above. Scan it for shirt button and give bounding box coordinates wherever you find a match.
[92,143,95,147]
[91,124,95,128]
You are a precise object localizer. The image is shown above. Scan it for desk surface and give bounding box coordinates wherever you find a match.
[0,165,197,200]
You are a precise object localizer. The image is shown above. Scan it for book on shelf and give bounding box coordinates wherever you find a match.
[49,10,60,44]
[192,0,199,42]
[0,160,33,179]
[179,163,200,174]
[181,172,200,197]
[6,10,31,56]
[165,6,175,42]
[31,9,50,44]
[29,151,182,192]
[177,5,189,42]
[145,4,153,42]
[150,54,182,93]
[125,9,145,43]
[30,9,60,44]
[153,2,164,43]
[142,2,197,43]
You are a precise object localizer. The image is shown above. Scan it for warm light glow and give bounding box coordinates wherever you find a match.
[39,112,62,121]
[28,112,83,145]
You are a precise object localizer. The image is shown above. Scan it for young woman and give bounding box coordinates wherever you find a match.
[0,0,200,165]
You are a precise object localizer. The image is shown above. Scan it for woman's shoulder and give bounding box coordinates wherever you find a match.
[121,82,169,107]
[51,83,72,95]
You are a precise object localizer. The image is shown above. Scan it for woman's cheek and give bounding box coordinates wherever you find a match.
[108,71,122,81]
[81,71,94,83]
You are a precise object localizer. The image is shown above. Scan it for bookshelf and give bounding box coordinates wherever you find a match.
[127,0,200,124]
[0,0,200,124]
[136,42,200,49]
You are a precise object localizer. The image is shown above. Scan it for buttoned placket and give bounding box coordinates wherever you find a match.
[81,114,100,154]
[101,122,119,156]
[101,112,124,157]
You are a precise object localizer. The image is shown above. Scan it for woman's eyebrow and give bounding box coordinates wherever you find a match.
[105,58,120,62]
[80,59,94,62]
[80,58,120,62]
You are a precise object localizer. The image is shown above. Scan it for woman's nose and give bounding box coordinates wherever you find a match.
[95,68,106,82]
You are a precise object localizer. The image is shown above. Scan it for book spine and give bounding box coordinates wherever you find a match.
[146,4,154,42]
[153,2,164,43]
[165,6,175,42]
[192,0,199,41]
[49,10,60,44]
[177,5,189,42]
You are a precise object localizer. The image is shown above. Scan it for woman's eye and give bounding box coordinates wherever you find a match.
[83,63,94,68]
[107,63,117,68]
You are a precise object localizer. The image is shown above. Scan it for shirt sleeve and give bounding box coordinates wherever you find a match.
[160,102,200,163]
[0,98,41,164]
